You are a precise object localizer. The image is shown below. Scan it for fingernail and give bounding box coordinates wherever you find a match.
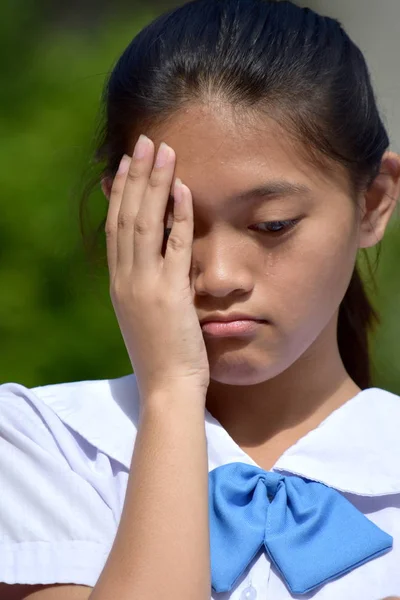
[118,154,131,174]
[174,178,183,204]
[155,142,171,168]
[134,135,150,160]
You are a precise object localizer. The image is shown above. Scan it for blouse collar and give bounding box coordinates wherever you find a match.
[35,374,400,497]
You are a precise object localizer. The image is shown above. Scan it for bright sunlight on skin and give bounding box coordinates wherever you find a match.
[105,101,400,471]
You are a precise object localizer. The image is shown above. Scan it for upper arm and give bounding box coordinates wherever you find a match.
[0,383,116,590]
[0,583,92,600]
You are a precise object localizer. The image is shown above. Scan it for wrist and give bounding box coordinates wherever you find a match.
[139,386,207,420]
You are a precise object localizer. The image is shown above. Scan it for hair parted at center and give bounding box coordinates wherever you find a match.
[80,0,389,389]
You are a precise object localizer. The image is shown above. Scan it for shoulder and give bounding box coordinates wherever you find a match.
[274,386,400,496]
[0,374,141,587]
[0,373,140,469]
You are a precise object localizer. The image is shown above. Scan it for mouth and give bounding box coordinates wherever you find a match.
[201,319,266,337]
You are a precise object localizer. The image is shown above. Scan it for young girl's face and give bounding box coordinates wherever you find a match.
[130,103,365,386]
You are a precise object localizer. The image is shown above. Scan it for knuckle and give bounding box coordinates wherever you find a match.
[109,179,122,196]
[110,281,129,305]
[111,276,134,297]
[148,174,163,189]
[126,165,142,183]
[134,215,151,236]
[109,277,123,298]
[172,212,187,224]
[117,212,134,229]
[105,220,116,238]
[167,234,186,251]
[110,277,122,295]
[110,275,151,305]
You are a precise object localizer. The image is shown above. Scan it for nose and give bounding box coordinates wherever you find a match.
[192,238,254,298]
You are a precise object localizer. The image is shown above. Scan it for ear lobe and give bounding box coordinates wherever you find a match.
[101,177,113,201]
[358,151,400,249]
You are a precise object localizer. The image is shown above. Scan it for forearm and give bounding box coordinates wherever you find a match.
[90,389,211,600]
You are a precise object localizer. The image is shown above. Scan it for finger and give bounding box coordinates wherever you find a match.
[133,142,176,270]
[105,154,132,277]
[164,179,194,285]
[117,135,154,270]
[101,176,112,201]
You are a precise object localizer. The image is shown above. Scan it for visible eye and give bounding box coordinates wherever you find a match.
[251,219,300,235]
[163,219,300,241]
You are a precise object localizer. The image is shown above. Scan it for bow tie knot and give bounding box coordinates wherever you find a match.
[208,462,392,595]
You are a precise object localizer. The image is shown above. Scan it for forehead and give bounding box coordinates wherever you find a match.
[141,103,351,202]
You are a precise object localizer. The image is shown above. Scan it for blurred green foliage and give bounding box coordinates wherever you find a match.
[0,2,399,393]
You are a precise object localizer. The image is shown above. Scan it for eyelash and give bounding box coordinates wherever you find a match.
[164,219,300,239]
[250,219,300,235]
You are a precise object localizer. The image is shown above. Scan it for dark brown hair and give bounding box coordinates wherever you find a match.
[80,0,387,389]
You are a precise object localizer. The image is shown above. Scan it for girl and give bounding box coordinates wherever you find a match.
[1,0,400,598]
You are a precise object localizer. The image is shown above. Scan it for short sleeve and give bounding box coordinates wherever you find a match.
[0,382,117,587]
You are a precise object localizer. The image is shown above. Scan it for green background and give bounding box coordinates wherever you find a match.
[1,1,399,394]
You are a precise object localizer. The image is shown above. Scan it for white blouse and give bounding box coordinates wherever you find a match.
[0,373,399,599]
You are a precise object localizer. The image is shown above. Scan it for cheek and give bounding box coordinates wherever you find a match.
[263,218,358,329]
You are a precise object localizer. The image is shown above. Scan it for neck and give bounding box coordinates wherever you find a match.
[205,316,362,470]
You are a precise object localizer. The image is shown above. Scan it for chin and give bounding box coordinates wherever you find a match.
[209,358,283,386]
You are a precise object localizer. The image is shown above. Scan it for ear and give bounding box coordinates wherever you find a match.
[358,151,400,249]
[101,176,113,202]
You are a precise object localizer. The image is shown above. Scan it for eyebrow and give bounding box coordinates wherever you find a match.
[231,180,312,203]
[169,180,312,205]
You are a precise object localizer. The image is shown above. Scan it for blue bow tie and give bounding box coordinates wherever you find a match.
[208,462,393,595]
